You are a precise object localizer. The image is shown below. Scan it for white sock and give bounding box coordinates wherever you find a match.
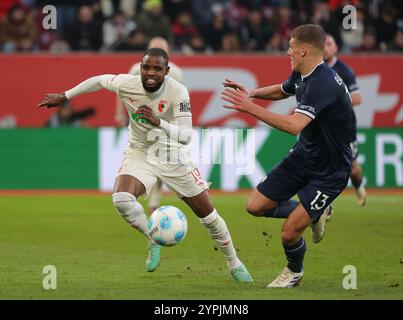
[112,192,150,239]
[199,209,242,270]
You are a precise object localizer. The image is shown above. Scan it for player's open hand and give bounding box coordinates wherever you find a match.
[221,88,255,113]
[135,105,160,126]
[222,78,250,96]
[37,93,67,108]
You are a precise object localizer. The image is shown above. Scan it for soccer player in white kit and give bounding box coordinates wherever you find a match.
[37,48,253,282]
[115,37,184,214]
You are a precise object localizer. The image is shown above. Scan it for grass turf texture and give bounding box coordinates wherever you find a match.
[0,193,402,300]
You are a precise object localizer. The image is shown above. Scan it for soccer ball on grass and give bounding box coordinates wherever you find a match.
[147,205,188,246]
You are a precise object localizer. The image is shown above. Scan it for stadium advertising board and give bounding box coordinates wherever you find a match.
[0,128,401,189]
[0,55,402,128]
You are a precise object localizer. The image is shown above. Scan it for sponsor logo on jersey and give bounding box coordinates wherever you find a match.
[179,100,191,112]
[299,104,315,113]
[131,111,149,124]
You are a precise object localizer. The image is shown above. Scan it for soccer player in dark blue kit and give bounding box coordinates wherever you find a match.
[221,24,355,288]
[323,34,367,208]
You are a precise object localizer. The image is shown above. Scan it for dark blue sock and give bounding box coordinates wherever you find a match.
[283,237,306,273]
[351,176,363,189]
[263,200,299,218]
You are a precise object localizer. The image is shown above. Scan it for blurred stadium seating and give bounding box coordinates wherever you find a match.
[0,0,402,54]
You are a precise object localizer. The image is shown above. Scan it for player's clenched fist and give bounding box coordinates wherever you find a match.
[135,105,160,126]
[37,93,67,108]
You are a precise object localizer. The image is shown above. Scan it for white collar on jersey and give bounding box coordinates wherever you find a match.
[301,61,325,81]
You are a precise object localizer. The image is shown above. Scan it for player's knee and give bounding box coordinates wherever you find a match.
[112,192,136,214]
[245,201,264,217]
[281,228,299,245]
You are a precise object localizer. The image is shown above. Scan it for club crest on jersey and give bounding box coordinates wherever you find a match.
[158,100,167,112]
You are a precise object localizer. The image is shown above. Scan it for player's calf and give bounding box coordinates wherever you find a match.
[112,192,150,237]
[355,185,367,206]
[199,209,253,282]
[111,192,155,238]
[266,235,306,288]
[350,162,367,206]
[112,192,161,272]
[281,236,306,274]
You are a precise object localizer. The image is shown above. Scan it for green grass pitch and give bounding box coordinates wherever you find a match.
[0,192,402,300]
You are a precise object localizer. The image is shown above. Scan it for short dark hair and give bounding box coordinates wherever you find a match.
[142,47,169,66]
[291,24,326,51]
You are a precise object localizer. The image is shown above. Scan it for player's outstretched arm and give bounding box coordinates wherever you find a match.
[37,93,67,108]
[221,87,311,136]
[223,78,288,101]
[37,75,118,109]
[64,74,117,99]
[250,84,289,100]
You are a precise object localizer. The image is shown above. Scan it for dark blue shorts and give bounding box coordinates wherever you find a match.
[257,157,349,223]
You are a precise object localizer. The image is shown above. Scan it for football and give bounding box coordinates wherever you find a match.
[148,205,188,246]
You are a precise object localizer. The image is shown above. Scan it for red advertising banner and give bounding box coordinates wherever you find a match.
[0,54,402,127]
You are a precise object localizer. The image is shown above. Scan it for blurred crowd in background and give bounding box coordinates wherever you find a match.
[0,0,402,54]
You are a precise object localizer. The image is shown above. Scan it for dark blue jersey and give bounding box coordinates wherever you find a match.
[330,58,360,94]
[281,62,355,177]
[330,58,359,142]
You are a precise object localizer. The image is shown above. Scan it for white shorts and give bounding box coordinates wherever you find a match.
[117,148,209,198]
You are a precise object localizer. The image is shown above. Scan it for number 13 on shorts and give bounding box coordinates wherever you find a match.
[310,190,329,211]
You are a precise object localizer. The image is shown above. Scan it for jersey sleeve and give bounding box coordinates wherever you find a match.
[105,74,134,95]
[339,67,359,94]
[281,72,298,96]
[172,86,192,119]
[295,80,335,119]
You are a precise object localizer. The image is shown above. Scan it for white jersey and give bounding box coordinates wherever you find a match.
[128,61,184,83]
[106,74,192,163]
